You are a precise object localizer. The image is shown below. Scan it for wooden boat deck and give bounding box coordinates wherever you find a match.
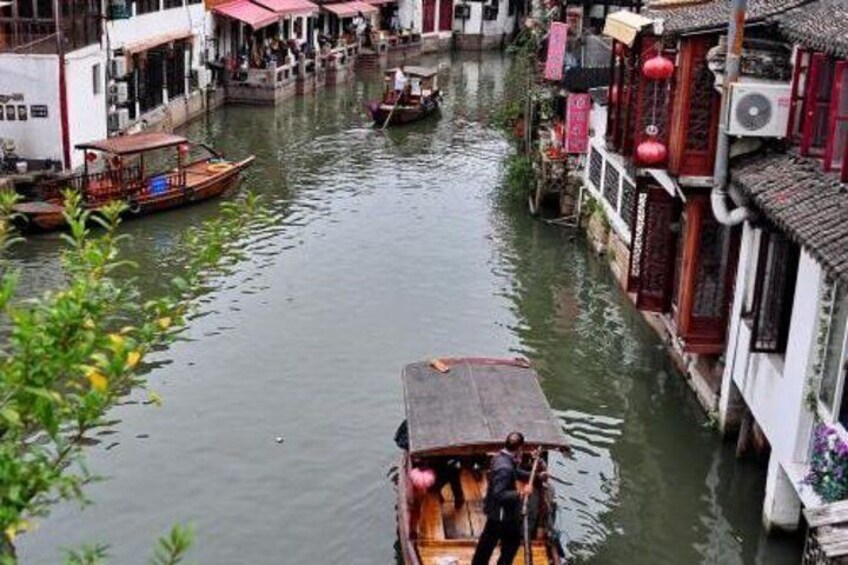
[418,541,549,565]
[416,469,550,564]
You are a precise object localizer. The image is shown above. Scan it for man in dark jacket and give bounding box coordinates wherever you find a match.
[471,432,538,565]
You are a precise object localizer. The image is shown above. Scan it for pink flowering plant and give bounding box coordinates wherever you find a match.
[806,424,848,503]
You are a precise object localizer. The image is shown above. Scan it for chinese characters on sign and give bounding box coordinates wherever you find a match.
[543,22,568,82]
[565,93,591,154]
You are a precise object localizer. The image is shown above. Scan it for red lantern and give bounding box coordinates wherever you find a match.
[636,139,668,165]
[85,151,98,163]
[610,85,618,105]
[642,54,674,81]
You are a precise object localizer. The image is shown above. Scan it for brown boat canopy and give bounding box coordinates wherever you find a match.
[402,358,570,457]
[76,133,187,155]
[387,66,438,78]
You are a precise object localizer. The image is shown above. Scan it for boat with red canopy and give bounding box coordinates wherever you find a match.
[13,132,254,231]
[396,357,569,565]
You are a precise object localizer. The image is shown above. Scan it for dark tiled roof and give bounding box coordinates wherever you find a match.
[731,152,848,282]
[642,0,812,36]
[779,0,848,59]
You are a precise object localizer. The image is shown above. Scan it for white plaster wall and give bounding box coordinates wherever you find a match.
[727,229,821,465]
[0,54,63,163]
[398,0,421,32]
[454,0,515,38]
[106,3,211,87]
[65,45,109,169]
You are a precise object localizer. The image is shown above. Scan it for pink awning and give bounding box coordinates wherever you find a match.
[254,0,319,16]
[322,1,378,17]
[213,0,279,29]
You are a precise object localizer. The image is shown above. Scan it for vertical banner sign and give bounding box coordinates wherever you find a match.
[543,22,568,82]
[565,93,591,154]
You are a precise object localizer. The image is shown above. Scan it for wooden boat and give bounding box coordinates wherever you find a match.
[368,66,442,127]
[396,357,569,565]
[13,133,254,232]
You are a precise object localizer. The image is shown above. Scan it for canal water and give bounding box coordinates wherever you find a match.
[17,52,801,564]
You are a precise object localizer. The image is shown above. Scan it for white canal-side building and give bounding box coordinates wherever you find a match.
[397,0,518,51]
[0,0,216,171]
[716,0,848,532]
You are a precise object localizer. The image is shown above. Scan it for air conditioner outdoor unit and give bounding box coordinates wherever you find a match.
[111,57,128,79]
[108,108,130,132]
[727,82,791,138]
[110,81,129,104]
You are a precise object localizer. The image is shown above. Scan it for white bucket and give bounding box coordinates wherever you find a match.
[15,161,27,174]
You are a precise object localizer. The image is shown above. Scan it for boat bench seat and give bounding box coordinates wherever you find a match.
[417,540,549,565]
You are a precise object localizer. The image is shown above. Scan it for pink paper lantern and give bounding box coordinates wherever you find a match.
[409,467,436,491]
[642,54,674,81]
[636,139,668,166]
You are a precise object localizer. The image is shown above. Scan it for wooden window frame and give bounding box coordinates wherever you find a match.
[816,281,848,427]
[800,53,835,157]
[824,61,848,171]
[749,229,800,354]
[787,48,809,142]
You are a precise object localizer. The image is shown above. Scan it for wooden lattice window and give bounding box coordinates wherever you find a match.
[750,229,800,353]
[800,53,836,157]
[589,146,602,189]
[825,61,848,175]
[621,178,636,233]
[136,0,160,15]
[628,182,680,312]
[603,163,619,209]
[606,40,641,157]
[787,48,810,142]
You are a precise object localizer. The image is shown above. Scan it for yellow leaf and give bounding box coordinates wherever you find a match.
[148,390,163,407]
[4,525,16,543]
[83,318,95,330]
[158,317,172,330]
[108,333,125,350]
[125,350,142,370]
[120,325,136,335]
[87,371,108,393]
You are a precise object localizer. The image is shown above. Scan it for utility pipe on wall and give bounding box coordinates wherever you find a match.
[711,0,753,225]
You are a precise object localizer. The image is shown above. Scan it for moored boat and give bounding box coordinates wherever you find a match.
[395,357,569,565]
[368,66,442,127]
[13,133,254,232]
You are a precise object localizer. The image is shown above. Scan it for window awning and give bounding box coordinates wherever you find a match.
[123,29,193,56]
[213,0,279,29]
[253,0,319,16]
[602,10,656,47]
[322,1,378,17]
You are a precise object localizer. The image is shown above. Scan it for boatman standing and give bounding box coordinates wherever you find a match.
[471,432,545,565]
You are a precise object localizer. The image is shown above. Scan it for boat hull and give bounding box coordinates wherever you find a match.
[369,97,440,127]
[13,157,255,233]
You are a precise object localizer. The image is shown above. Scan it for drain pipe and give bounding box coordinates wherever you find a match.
[711,0,753,225]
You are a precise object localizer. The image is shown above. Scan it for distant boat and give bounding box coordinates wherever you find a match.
[368,66,442,127]
[395,357,569,565]
[13,133,254,232]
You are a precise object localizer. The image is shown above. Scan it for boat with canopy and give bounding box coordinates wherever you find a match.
[13,132,254,231]
[368,66,442,127]
[396,357,569,565]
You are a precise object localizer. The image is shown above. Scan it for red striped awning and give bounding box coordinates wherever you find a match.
[213,0,279,29]
[322,1,378,17]
[253,0,319,16]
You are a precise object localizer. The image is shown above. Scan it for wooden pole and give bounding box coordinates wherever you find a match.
[522,449,542,565]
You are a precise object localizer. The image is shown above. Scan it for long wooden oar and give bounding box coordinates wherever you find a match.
[522,449,542,565]
[382,93,401,130]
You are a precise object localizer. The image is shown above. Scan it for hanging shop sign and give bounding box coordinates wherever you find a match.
[565,93,591,154]
[543,22,568,82]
